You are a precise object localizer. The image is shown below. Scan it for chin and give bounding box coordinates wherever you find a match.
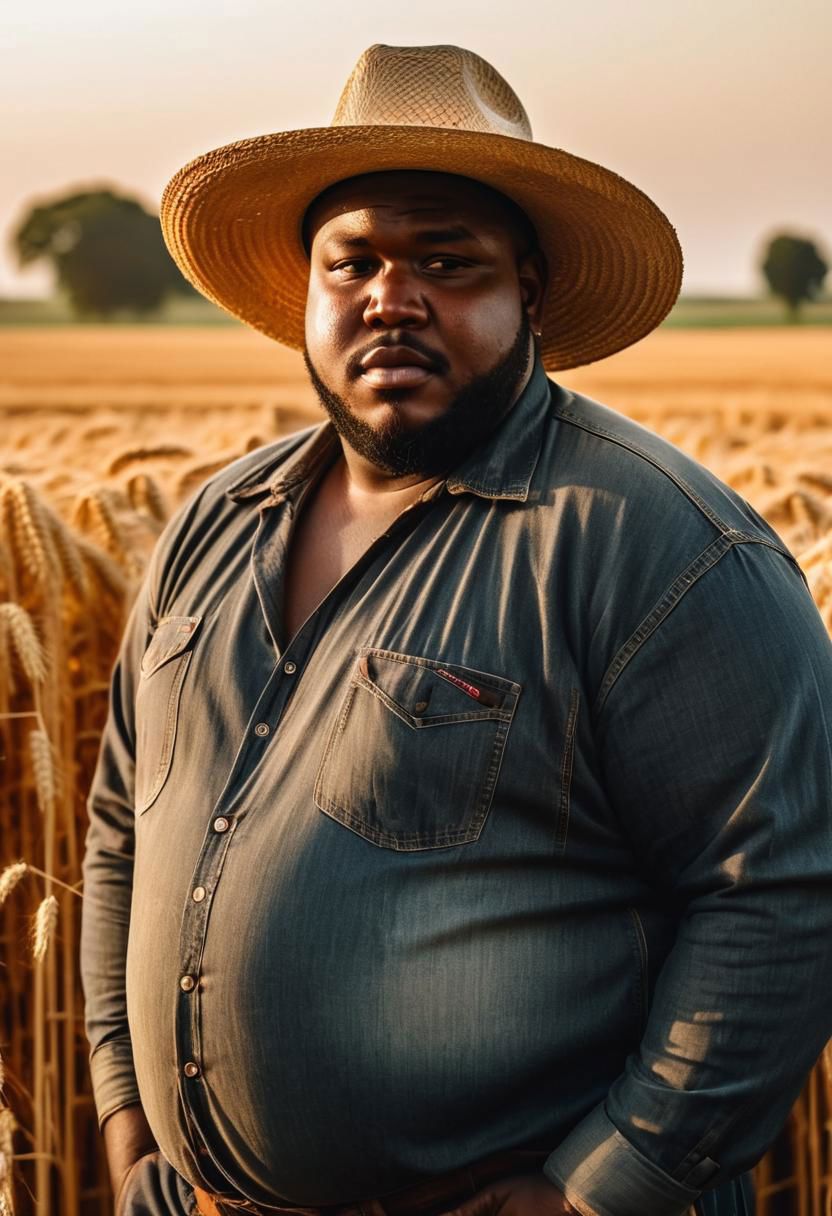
[351,387,452,428]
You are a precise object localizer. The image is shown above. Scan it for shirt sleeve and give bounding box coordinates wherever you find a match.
[543,537,832,1216]
[80,572,155,1129]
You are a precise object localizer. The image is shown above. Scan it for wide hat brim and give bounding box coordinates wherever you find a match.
[160,125,683,371]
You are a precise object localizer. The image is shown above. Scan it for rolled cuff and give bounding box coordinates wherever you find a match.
[544,1102,705,1216]
[88,1035,142,1131]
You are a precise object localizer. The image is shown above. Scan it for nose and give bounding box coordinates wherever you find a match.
[362,265,429,330]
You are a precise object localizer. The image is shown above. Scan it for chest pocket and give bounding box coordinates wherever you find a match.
[314,647,521,850]
[135,614,202,813]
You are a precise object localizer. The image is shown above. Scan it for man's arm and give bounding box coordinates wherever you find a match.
[104,1105,158,1211]
[543,539,832,1216]
[80,575,158,1193]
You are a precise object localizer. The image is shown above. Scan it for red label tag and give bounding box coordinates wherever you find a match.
[437,668,483,700]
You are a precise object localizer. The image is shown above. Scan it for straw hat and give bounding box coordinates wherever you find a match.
[161,43,683,371]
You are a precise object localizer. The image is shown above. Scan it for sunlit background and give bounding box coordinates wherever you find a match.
[3,0,831,300]
[2,6,832,1215]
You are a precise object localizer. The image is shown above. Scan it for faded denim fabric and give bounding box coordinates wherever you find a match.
[80,355,832,1216]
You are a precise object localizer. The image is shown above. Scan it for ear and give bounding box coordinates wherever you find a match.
[518,247,548,336]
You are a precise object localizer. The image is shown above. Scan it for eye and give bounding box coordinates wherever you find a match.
[423,256,470,271]
[332,258,375,275]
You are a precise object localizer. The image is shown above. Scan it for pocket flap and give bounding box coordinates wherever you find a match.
[357,647,519,723]
[141,615,202,678]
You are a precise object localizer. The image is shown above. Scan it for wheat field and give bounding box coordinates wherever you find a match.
[0,326,830,1215]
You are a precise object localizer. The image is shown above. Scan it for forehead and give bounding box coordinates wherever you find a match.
[303,170,520,248]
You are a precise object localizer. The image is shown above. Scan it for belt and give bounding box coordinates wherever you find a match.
[193,1147,552,1216]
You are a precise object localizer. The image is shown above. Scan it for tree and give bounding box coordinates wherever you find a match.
[760,233,828,321]
[12,188,196,318]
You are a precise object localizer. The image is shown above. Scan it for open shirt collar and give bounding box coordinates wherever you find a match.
[225,353,554,507]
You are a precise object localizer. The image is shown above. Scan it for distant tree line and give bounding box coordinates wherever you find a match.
[12,188,197,317]
[10,185,831,322]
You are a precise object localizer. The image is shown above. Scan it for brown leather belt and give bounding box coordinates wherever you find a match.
[193,1147,551,1216]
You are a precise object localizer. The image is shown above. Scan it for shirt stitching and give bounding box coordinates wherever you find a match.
[593,532,736,720]
[593,534,807,724]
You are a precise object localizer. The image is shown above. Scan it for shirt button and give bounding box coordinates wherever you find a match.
[283,660,297,675]
[213,816,230,833]
[254,722,270,737]
[192,886,206,902]
[180,974,196,992]
[183,1061,200,1078]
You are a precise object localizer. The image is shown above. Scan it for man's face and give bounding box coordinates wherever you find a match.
[303,171,546,477]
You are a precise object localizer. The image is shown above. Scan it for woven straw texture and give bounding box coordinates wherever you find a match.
[161,44,683,371]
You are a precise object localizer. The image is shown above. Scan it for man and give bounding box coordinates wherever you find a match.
[80,43,832,1216]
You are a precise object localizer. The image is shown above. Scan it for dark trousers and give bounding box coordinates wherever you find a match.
[119,1148,756,1216]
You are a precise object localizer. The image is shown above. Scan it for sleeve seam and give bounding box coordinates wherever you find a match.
[592,533,801,723]
[592,531,736,721]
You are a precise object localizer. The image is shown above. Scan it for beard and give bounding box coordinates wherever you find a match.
[303,314,532,478]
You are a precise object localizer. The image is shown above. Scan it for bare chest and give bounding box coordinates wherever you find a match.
[282,486,404,643]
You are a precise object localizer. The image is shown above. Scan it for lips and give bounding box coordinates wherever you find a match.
[360,346,437,371]
[359,344,440,389]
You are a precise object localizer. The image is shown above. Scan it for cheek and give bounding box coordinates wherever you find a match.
[304,282,350,362]
[441,294,522,364]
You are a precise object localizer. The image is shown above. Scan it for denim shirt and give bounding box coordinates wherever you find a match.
[80,355,832,1216]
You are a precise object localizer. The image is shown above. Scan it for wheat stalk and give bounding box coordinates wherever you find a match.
[0,864,27,909]
[73,489,125,553]
[4,482,60,589]
[31,896,58,964]
[0,1105,16,1215]
[28,733,56,818]
[45,514,88,601]
[798,470,832,494]
[0,541,13,597]
[0,612,13,697]
[74,534,128,602]
[108,444,192,475]
[126,473,167,523]
[0,605,45,687]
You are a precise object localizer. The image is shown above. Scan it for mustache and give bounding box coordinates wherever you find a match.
[345,333,450,380]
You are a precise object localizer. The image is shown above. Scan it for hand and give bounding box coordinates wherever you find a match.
[438,1172,582,1216]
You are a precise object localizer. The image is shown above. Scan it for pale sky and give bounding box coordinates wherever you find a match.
[3,0,830,298]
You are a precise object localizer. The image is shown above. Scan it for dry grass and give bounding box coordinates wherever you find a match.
[0,326,830,1215]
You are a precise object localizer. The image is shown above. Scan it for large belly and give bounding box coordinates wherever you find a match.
[157,822,642,1202]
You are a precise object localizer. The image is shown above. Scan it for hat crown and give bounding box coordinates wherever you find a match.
[331,44,533,141]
